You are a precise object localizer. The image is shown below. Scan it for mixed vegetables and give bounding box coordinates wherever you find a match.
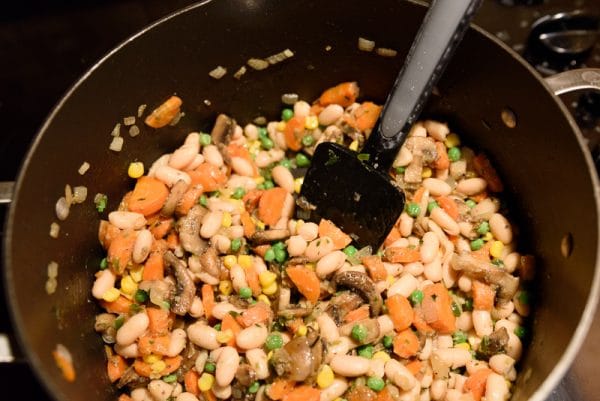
[92,82,533,401]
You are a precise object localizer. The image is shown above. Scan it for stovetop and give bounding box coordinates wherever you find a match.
[0,0,598,400]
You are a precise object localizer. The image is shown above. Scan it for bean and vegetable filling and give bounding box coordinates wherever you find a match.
[93,82,533,401]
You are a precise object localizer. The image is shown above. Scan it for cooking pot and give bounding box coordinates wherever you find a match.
[3,0,600,400]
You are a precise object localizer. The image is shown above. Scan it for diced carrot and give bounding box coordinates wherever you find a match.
[318,219,352,250]
[52,348,76,382]
[176,184,204,216]
[144,95,182,128]
[412,187,426,204]
[386,294,414,331]
[267,379,296,400]
[471,191,488,202]
[158,355,182,375]
[108,229,136,274]
[384,246,421,263]
[133,355,182,377]
[284,116,306,151]
[138,334,170,356]
[166,231,179,250]
[405,360,423,376]
[384,227,401,248]
[310,104,324,116]
[362,255,387,281]
[471,241,492,262]
[344,305,370,323]
[258,187,288,226]
[252,244,270,258]
[240,211,256,238]
[464,368,493,401]
[353,102,382,131]
[393,328,420,359]
[421,283,456,334]
[128,177,169,216]
[221,313,243,347]
[202,284,215,320]
[283,386,321,401]
[242,189,264,213]
[472,280,496,311]
[318,82,359,107]
[435,196,459,221]
[184,370,200,396]
[376,386,395,401]
[121,191,133,211]
[107,354,128,382]
[243,262,261,297]
[147,215,173,239]
[146,307,172,336]
[100,296,133,314]
[188,163,227,192]
[98,220,121,250]
[286,266,321,303]
[143,242,166,281]
[433,142,450,170]
[473,154,503,193]
[118,394,133,401]
[203,390,217,401]
[236,302,273,328]
[412,307,435,334]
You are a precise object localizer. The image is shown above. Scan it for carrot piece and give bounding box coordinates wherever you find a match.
[376,386,395,401]
[236,302,273,328]
[258,187,288,226]
[100,296,133,314]
[286,266,321,303]
[176,185,204,216]
[386,294,414,331]
[435,196,459,221]
[362,255,387,281]
[138,334,170,356]
[405,360,423,376]
[464,368,493,401]
[166,231,179,250]
[221,313,243,347]
[473,154,503,193]
[384,227,401,248]
[98,220,121,250]
[252,244,270,258]
[143,242,166,281]
[243,262,261,297]
[344,305,370,323]
[283,386,321,401]
[412,307,435,334]
[147,215,174,239]
[108,229,136,273]
[201,284,215,320]
[412,187,427,204]
[283,116,306,151]
[146,307,172,336]
[471,241,492,262]
[310,104,324,116]
[318,219,352,250]
[318,82,359,107]
[267,379,296,400]
[188,163,227,192]
[203,390,217,401]
[144,95,182,128]
[240,211,256,238]
[433,142,450,170]
[421,283,456,334]
[52,347,76,382]
[118,394,133,401]
[133,355,182,377]
[353,102,382,131]
[393,328,420,358]
[242,189,264,213]
[107,354,128,382]
[128,177,170,216]
[472,280,496,311]
[184,370,200,396]
[158,355,182,375]
[384,246,421,263]
[471,191,488,203]
[227,144,258,176]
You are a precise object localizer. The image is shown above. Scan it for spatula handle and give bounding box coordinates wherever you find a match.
[362,0,482,171]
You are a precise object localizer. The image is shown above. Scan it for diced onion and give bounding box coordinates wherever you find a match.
[109,136,124,152]
[45,278,57,295]
[233,66,247,80]
[49,222,60,238]
[358,37,376,52]
[169,112,185,126]
[209,66,227,79]
[281,93,299,105]
[265,49,294,65]
[111,123,121,137]
[123,116,136,126]
[128,125,140,137]
[253,116,267,126]
[72,186,88,204]
[376,47,398,57]
[55,197,70,221]
[247,58,269,71]
[137,104,147,117]
[47,261,59,278]
[78,162,90,175]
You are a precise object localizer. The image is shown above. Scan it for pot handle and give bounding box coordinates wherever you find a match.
[0,181,14,204]
[545,68,600,95]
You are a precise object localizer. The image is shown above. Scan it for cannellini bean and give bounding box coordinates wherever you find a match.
[436,335,453,349]
[429,379,447,400]
[212,384,231,399]
[230,264,248,292]
[424,257,442,282]
[390,238,409,248]
[383,262,403,276]
[377,315,394,337]
[186,154,205,171]
[149,380,175,401]
[319,104,344,125]
[195,350,209,373]
[287,235,308,257]
[442,260,458,289]
[473,310,494,337]
[430,208,459,235]
[116,312,149,346]
[466,360,489,375]
[155,165,192,186]
[216,346,240,386]
[399,212,414,237]
[246,348,270,379]
[457,275,472,293]
[369,358,386,378]
[451,373,467,392]
[421,366,433,389]
[330,355,371,377]
[492,301,515,320]
[485,372,509,401]
[231,157,254,177]
[489,213,513,244]
[294,101,311,119]
[207,198,237,213]
[404,261,424,276]
[456,311,473,332]
[298,222,319,241]
[471,198,499,221]
[420,232,439,264]
[458,221,476,239]
[271,165,294,192]
[211,234,231,254]
[133,229,153,263]
[244,123,259,139]
[422,178,451,196]
[489,354,515,376]
[423,120,449,141]
[200,211,223,238]
[325,337,353,362]
[236,324,268,349]
[317,313,340,342]
[305,236,335,262]
[226,225,244,239]
[388,273,419,297]
[320,378,348,401]
[177,393,200,401]
[419,338,433,361]
[503,252,519,273]
[114,342,139,358]
[109,211,146,230]
[189,297,204,318]
[212,302,242,320]
[456,178,487,196]
[505,332,522,360]
[432,348,471,369]
[316,250,346,278]
[167,328,187,357]
[210,348,224,363]
[385,359,417,390]
[92,270,116,299]
[170,133,200,169]
[227,175,257,192]
[131,388,153,401]
[148,154,170,178]
[187,323,220,350]
[203,145,224,167]
[394,146,413,167]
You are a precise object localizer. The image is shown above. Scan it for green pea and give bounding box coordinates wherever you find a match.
[162,374,177,383]
[214,323,222,331]
[351,324,368,343]
[99,257,108,270]
[382,335,393,348]
[248,381,260,393]
[476,221,490,235]
[204,362,216,373]
[296,153,311,167]
[114,316,125,330]
[264,248,275,262]
[409,289,424,306]
[265,333,284,350]
[395,166,405,174]
[134,289,149,303]
[358,345,374,359]
[465,199,477,209]
[448,147,461,162]
[257,183,265,190]
[274,248,287,263]
[199,195,208,207]
[518,291,530,305]
[199,133,212,146]
[263,180,274,189]
[451,301,462,317]
[231,187,246,200]
[260,137,274,150]
[470,238,484,251]
[230,238,242,253]
[281,108,294,121]
[463,297,474,311]
[239,287,252,299]
[405,202,420,218]
[258,127,268,138]
[514,326,526,339]
[343,245,358,257]
[427,200,439,213]
[367,377,385,392]
[302,135,315,146]
[273,242,286,250]
[452,331,468,344]
[279,159,292,168]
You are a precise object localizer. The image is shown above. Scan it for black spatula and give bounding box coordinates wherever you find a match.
[300,0,482,250]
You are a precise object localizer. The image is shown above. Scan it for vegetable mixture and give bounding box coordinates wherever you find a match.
[93,82,534,401]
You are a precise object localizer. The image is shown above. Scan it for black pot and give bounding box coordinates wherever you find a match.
[3,1,600,400]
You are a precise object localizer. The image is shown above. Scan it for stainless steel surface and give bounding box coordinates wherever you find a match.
[545,68,600,95]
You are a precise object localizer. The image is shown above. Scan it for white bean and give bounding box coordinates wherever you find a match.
[394,146,413,167]
[436,335,453,349]
[187,323,220,350]
[456,178,487,195]
[319,104,344,125]
[212,384,232,399]
[305,236,335,262]
[298,222,319,241]
[404,261,424,276]
[385,359,417,391]
[207,198,237,213]
[369,358,386,378]
[253,257,267,275]
[471,198,499,221]
[473,310,494,337]
[272,165,294,193]
[132,388,153,401]
[466,360,489,376]
[432,348,471,369]
[422,178,451,196]
[203,145,224,167]
[211,234,231,254]
[189,297,204,318]
[195,350,209,373]
[423,120,449,141]
[489,213,513,244]
[430,207,459,236]
[216,346,240,386]
[227,175,257,192]
[236,324,268,349]
[316,250,346,278]
[457,275,472,293]
[155,165,191,186]
[177,393,200,401]
[320,378,348,401]
[200,211,223,238]
[429,379,447,401]
[317,313,340,343]
[226,225,244,240]
[455,311,473,332]
[246,348,270,379]
[147,154,170,178]
[212,302,242,320]
[114,342,139,358]
[424,257,442,282]
[388,273,419,297]
[170,133,200,169]
[230,264,248,292]
[421,365,433,389]
[399,212,414,237]
[294,101,311,119]
[420,232,439,264]
[505,332,522,360]
[492,301,515,320]
[458,221,476,239]
[149,379,175,401]
[485,372,509,401]
[133,229,153,263]
[167,328,187,357]
[330,355,371,377]
[503,252,519,273]
[109,211,146,230]
[419,338,433,361]
[92,270,116,299]
[231,157,254,177]
[254,151,272,168]
[325,337,353,363]
[489,354,515,376]
[377,315,395,337]
[244,123,259,139]
[186,154,205,170]
[287,235,308,257]
[116,312,149,346]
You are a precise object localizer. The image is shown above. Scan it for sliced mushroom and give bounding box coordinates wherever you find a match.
[450,253,519,301]
[339,318,380,344]
[235,363,256,386]
[164,251,196,315]
[94,313,116,344]
[271,329,323,382]
[333,271,383,317]
[179,205,209,255]
[199,247,222,278]
[277,305,314,319]
[404,155,423,184]
[326,291,364,324]
[477,327,509,360]
[211,113,236,147]
[406,136,437,163]
[161,180,189,217]
[250,229,290,245]
[117,366,149,389]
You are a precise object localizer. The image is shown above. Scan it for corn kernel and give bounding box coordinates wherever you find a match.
[151,360,167,374]
[222,212,232,228]
[238,255,253,269]
[249,140,261,154]
[373,351,391,361]
[120,275,138,295]
[198,373,215,391]
[262,281,278,295]
[144,354,161,364]
[217,329,234,344]
[296,325,307,337]
[483,232,494,242]
[255,219,265,230]
[254,176,265,185]
[490,241,504,258]
[317,365,334,389]
[259,271,277,287]
[257,294,271,305]
[130,266,144,282]
[267,350,273,361]
[455,342,471,351]
[127,162,145,179]
[294,177,304,194]
[444,133,461,148]
[386,275,396,285]
[305,263,315,271]
[305,116,319,130]
[223,255,237,269]
[421,166,432,178]
[219,280,233,296]
[229,199,245,213]
[349,140,359,151]
[295,220,304,233]
[276,121,287,132]
[102,288,121,302]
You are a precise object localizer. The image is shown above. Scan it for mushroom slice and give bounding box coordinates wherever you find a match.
[333,271,383,316]
[161,179,189,217]
[199,246,222,278]
[477,327,509,360]
[164,251,196,315]
[211,113,236,147]
[179,205,209,255]
[271,329,323,382]
[326,291,364,324]
[450,253,519,301]
[250,229,290,245]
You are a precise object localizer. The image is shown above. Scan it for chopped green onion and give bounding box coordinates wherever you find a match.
[95,194,108,213]
[463,297,474,311]
[518,291,530,305]
[465,199,477,209]
[213,323,222,331]
[343,245,358,257]
[452,331,468,344]
[357,153,370,162]
[302,135,315,146]
[114,316,125,330]
[514,326,526,339]
[199,195,208,207]
[451,301,462,317]
[395,166,406,174]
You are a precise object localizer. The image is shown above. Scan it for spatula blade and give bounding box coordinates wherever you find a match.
[299,142,405,249]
